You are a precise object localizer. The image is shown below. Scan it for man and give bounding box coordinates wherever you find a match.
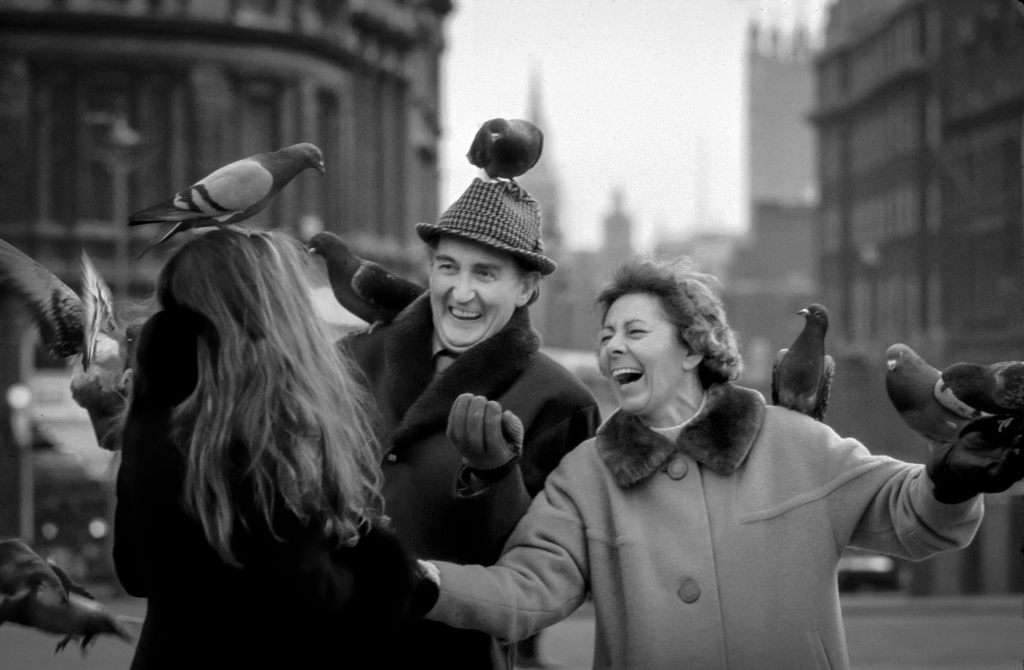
[343,172,600,669]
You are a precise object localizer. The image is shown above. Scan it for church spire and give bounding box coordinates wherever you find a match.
[518,68,562,252]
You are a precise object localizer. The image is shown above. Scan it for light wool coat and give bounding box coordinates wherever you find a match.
[427,383,984,670]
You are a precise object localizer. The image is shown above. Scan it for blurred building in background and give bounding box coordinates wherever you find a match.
[0,0,452,578]
[725,19,818,397]
[518,73,563,341]
[812,0,1024,595]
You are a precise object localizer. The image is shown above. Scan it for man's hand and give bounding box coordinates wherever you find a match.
[926,415,1024,504]
[446,393,524,473]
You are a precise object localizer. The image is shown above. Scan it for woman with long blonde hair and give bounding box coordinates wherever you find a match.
[114,229,434,669]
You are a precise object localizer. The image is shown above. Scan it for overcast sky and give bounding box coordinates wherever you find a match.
[439,0,831,252]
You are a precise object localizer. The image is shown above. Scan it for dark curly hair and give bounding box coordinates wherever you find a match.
[595,257,743,387]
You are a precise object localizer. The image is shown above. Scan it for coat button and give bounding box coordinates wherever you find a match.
[677,579,700,603]
[385,453,398,464]
[667,457,688,479]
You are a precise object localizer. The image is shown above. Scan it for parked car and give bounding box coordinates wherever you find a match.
[837,547,906,591]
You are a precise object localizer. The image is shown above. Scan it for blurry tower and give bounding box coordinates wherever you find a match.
[726,18,818,393]
[517,70,565,342]
[601,187,634,271]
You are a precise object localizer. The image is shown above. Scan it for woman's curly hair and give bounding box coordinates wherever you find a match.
[595,257,743,387]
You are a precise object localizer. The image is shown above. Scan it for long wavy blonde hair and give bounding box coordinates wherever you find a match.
[157,228,384,566]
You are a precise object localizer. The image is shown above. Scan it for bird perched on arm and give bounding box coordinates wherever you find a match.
[771,304,835,421]
[0,240,136,449]
[467,118,544,179]
[129,143,325,257]
[885,343,976,443]
[0,539,135,654]
[308,231,423,328]
[941,360,1024,416]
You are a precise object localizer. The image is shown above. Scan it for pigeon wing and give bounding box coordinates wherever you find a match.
[0,539,67,602]
[0,239,84,358]
[771,348,787,406]
[813,355,835,422]
[128,158,273,225]
[80,252,117,369]
[196,158,274,212]
[46,562,94,601]
[993,362,1024,413]
[351,262,424,315]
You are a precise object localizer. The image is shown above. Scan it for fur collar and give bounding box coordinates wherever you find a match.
[596,383,766,487]
[384,293,540,449]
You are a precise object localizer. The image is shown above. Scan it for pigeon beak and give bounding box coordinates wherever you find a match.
[797,309,810,316]
[317,162,326,174]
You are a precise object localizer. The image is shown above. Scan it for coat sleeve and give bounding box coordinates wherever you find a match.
[819,428,984,561]
[244,522,429,624]
[427,464,590,643]
[452,401,601,564]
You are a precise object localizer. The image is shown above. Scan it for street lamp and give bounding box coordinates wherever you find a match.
[6,382,33,542]
[86,109,145,300]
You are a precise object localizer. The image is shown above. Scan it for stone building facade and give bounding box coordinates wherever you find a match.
[0,0,451,541]
[812,0,1024,595]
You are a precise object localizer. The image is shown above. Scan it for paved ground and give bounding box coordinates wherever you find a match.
[2,593,1022,669]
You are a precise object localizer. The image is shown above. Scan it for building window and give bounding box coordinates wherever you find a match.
[318,90,342,229]
[927,269,942,330]
[238,80,281,229]
[968,232,1006,325]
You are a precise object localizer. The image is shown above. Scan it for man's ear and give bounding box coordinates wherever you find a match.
[516,271,541,308]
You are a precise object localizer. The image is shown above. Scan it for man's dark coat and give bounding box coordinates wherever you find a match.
[344,294,601,670]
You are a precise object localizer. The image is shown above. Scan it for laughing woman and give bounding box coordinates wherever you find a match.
[419,258,1020,670]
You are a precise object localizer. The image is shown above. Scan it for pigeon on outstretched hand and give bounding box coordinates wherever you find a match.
[467,118,544,180]
[941,361,1024,416]
[0,240,137,449]
[130,143,325,256]
[1,539,136,654]
[886,344,974,443]
[309,231,423,327]
[771,304,835,421]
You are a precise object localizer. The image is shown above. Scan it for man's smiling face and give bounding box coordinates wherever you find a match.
[429,236,536,353]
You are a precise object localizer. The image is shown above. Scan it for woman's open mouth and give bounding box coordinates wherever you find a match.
[612,368,643,387]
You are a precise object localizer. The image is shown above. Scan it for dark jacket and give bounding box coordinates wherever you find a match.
[343,294,600,670]
[115,310,434,670]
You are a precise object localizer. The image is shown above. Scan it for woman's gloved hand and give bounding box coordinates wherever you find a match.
[926,414,1024,504]
[446,393,524,476]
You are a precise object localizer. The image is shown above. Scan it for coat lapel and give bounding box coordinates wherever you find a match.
[384,294,540,450]
[596,383,767,487]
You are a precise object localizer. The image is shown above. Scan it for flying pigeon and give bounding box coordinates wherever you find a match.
[941,361,1024,416]
[308,231,423,327]
[0,540,134,654]
[0,240,137,449]
[129,143,325,256]
[467,118,544,180]
[0,539,70,606]
[0,241,123,370]
[885,344,971,443]
[771,304,835,421]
